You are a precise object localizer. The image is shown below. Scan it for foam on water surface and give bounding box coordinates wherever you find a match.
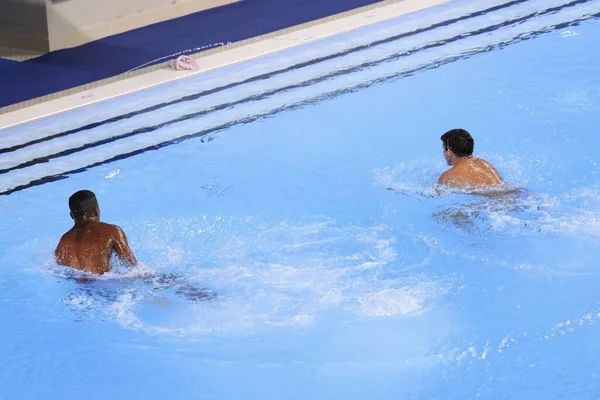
[30,217,451,336]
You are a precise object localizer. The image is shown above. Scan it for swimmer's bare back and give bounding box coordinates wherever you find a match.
[55,221,136,275]
[438,157,503,189]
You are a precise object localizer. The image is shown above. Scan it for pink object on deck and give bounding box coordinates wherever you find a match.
[168,55,199,71]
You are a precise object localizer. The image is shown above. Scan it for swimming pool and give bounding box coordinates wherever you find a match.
[1,0,600,398]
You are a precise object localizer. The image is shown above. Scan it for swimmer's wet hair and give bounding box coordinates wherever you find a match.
[441,128,474,157]
[69,190,99,220]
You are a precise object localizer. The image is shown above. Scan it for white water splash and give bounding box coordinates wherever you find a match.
[37,216,454,336]
[452,306,600,363]
[372,154,443,198]
[104,169,120,179]
[561,29,579,37]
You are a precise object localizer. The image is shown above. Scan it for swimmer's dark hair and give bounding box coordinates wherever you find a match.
[69,190,98,221]
[441,129,474,157]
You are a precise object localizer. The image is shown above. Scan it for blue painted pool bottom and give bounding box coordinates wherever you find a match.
[0,0,385,109]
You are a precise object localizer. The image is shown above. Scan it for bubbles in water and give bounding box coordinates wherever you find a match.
[486,184,600,240]
[451,305,600,365]
[552,87,600,113]
[431,189,557,235]
[372,154,443,197]
[64,292,94,310]
[140,217,450,334]
[356,286,434,317]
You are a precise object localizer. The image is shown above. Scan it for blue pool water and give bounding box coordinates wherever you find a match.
[1,0,600,398]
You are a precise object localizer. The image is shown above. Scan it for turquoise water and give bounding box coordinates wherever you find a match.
[1,1,600,398]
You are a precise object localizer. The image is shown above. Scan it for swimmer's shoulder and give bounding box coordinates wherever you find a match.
[58,227,78,243]
[97,222,130,243]
[474,157,500,171]
[96,222,123,235]
[438,168,468,188]
[438,169,455,184]
[473,157,503,182]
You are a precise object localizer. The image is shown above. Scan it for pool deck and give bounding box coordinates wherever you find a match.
[0,0,450,130]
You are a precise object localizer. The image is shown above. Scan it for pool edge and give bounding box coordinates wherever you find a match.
[0,0,451,130]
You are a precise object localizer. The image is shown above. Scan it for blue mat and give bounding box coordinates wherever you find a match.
[0,0,384,109]
[0,59,18,68]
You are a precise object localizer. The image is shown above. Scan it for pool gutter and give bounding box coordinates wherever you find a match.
[0,0,451,130]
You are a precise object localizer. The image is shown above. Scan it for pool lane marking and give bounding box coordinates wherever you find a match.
[0,0,542,155]
[0,0,591,177]
[1,6,598,195]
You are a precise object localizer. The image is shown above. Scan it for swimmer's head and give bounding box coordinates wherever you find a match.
[69,190,100,222]
[441,128,474,165]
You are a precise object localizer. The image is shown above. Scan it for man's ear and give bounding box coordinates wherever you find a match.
[70,211,75,220]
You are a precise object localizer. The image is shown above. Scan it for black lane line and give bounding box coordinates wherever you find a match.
[0,0,591,176]
[2,13,596,197]
[0,0,532,155]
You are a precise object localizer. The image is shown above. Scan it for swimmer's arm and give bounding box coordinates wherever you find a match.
[111,226,137,267]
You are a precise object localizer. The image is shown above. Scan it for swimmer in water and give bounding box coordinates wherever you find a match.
[55,190,137,275]
[437,128,503,189]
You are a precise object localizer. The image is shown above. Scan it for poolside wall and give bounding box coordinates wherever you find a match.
[1,0,239,54]
[0,0,50,53]
[47,0,240,51]
[0,0,388,111]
